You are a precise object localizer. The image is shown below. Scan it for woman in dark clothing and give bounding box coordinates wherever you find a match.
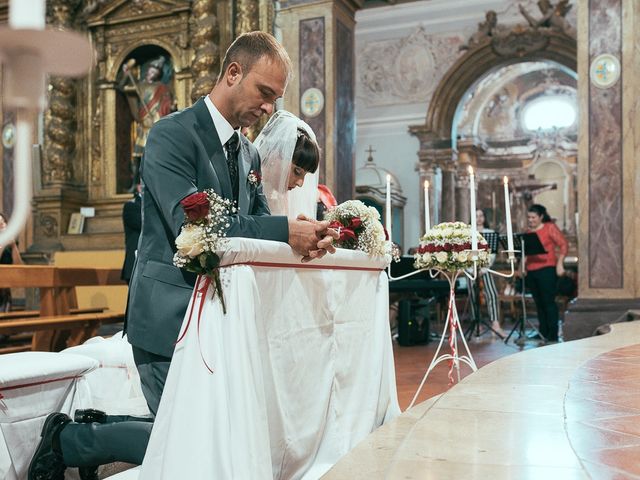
[0,212,24,312]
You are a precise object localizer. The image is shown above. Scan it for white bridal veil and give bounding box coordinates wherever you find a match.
[254,110,320,220]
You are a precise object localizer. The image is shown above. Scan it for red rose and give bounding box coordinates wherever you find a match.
[180,192,210,221]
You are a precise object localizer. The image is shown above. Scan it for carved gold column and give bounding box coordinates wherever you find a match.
[235,0,273,140]
[190,0,220,102]
[43,0,81,186]
[30,0,87,254]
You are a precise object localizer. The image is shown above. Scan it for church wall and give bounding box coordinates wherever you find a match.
[354,0,574,249]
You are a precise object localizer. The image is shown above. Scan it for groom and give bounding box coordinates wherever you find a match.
[29,31,337,480]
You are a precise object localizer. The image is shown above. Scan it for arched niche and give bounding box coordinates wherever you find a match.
[113,44,177,193]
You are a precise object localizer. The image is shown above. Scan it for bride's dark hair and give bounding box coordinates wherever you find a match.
[292,129,319,174]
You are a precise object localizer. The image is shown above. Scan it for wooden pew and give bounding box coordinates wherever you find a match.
[0,265,125,351]
[0,307,107,321]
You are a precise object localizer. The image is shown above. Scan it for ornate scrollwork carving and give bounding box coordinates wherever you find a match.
[190,0,220,102]
[39,214,59,238]
[358,27,463,107]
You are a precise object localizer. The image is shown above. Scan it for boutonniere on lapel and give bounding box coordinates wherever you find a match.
[247,170,262,186]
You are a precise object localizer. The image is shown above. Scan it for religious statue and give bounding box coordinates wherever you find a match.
[119,55,175,188]
[519,0,576,38]
[460,10,499,50]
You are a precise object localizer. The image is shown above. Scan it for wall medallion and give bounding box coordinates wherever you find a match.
[590,54,620,89]
[300,87,324,118]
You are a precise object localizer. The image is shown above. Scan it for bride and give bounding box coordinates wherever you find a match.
[254,110,320,220]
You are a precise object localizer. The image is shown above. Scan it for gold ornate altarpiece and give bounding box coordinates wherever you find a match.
[0,0,273,258]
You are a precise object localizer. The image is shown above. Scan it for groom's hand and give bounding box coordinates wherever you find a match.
[288,216,339,261]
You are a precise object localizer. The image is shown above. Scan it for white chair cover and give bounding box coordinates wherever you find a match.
[62,333,149,416]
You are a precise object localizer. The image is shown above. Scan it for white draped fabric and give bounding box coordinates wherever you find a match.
[0,352,97,480]
[140,238,400,480]
[62,333,150,416]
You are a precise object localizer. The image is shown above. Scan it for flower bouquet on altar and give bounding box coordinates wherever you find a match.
[324,199,395,259]
[413,221,490,272]
[173,190,236,312]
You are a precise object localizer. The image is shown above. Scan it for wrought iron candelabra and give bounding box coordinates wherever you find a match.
[388,251,517,408]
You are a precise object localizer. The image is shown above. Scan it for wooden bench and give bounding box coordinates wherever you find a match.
[0,311,125,351]
[0,265,125,351]
[0,307,107,321]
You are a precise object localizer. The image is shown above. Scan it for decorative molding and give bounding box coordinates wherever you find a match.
[357,27,463,107]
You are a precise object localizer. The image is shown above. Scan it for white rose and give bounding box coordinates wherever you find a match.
[435,251,448,263]
[175,225,205,258]
[422,253,432,264]
[456,251,469,263]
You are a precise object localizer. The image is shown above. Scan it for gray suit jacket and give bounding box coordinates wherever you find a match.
[125,97,288,358]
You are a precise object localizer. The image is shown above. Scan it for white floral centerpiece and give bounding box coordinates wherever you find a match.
[324,199,394,258]
[413,221,490,272]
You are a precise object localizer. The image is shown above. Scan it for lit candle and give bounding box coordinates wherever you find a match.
[469,166,477,251]
[386,174,392,244]
[10,0,45,29]
[503,176,514,254]
[424,180,430,233]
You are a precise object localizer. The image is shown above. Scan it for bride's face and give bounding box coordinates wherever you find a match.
[287,164,309,190]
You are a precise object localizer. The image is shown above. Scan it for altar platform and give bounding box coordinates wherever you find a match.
[323,318,640,479]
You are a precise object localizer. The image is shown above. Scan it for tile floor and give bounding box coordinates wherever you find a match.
[325,321,640,479]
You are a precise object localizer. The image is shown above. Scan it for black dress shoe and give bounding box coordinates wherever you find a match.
[74,408,107,424]
[28,412,70,480]
[78,466,99,480]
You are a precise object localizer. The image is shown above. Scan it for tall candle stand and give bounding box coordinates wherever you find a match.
[388,251,517,409]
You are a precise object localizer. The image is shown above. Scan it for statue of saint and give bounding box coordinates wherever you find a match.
[119,55,175,187]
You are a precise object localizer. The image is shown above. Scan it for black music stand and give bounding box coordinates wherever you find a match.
[464,232,505,340]
[502,232,547,345]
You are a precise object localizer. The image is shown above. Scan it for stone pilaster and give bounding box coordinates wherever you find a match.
[565,0,640,339]
[278,0,362,202]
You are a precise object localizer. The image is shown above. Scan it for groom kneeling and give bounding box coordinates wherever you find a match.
[28,31,337,480]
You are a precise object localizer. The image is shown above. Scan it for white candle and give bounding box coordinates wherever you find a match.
[423,180,430,233]
[10,0,45,29]
[504,176,514,254]
[468,166,477,251]
[386,174,392,244]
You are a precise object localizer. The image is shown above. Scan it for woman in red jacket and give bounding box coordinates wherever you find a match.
[525,204,568,343]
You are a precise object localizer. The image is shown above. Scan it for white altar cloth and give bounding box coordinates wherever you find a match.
[0,352,97,480]
[140,238,400,480]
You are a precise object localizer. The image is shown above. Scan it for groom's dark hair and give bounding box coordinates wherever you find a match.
[217,31,293,83]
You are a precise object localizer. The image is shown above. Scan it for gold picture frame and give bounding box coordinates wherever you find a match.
[67,213,85,235]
